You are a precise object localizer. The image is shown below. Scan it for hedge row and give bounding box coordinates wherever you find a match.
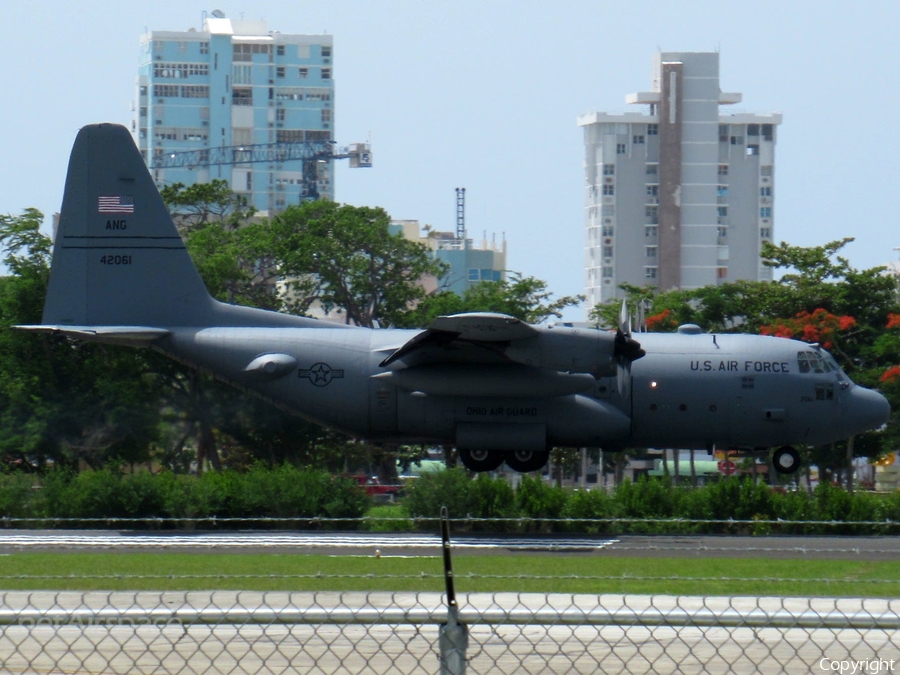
[0,465,369,528]
[402,470,900,535]
[1,466,898,535]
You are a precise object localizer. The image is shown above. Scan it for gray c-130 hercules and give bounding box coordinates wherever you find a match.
[15,124,891,474]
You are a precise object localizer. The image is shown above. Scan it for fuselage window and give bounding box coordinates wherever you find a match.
[815,383,835,401]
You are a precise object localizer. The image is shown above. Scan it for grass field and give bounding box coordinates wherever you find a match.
[0,553,897,597]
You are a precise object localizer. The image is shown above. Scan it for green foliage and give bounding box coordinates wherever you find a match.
[269,200,447,326]
[403,468,480,520]
[515,475,568,532]
[362,504,415,532]
[0,464,368,527]
[397,273,583,328]
[0,470,897,536]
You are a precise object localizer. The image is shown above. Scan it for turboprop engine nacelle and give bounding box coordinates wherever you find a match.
[503,326,620,378]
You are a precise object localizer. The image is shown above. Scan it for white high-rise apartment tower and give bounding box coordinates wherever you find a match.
[578,52,782,312]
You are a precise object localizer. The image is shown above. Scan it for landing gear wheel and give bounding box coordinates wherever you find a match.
[504,449,550,474]
[459,448,505,472]
[772,446,801,475]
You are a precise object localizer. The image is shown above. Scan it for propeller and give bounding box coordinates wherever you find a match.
[614,300,646,362]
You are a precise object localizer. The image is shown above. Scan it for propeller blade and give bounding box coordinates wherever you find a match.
[618,300,632,337]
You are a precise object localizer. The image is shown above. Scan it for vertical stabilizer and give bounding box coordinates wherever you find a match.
[43,123,215,327]
[41,123,318,330]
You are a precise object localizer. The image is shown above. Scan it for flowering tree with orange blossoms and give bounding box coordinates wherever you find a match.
[759,308,857,351]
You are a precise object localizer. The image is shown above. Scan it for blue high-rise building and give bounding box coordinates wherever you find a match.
[135,12,335,213]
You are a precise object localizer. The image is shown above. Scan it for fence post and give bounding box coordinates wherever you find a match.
[438,506,468,675]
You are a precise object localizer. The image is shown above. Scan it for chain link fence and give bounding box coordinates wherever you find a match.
[0,590,898,674]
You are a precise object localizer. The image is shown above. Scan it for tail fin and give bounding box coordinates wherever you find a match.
[42,123,214,327]
[41,123,314,331]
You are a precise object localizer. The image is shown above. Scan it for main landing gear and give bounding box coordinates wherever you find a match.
[458,448,550,473]
[772,446,801,475]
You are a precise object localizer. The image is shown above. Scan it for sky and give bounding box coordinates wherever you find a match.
[3,0,899,321]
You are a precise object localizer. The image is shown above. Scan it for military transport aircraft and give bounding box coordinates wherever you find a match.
[15,124,891,474]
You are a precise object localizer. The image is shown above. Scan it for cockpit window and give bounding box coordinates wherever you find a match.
[797,350,829,374]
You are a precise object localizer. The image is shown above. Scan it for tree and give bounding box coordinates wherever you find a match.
[396,273,584,328]
[0,210,161,470]
[268,201,447,327]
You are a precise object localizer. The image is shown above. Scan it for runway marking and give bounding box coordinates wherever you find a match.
[0,533,618,552]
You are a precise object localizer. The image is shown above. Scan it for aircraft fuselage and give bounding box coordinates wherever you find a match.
[160,324,887,455]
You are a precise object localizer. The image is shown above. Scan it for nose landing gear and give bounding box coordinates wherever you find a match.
[772,446,801,475]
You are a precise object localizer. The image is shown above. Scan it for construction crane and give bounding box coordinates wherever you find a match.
[149,140,372,201]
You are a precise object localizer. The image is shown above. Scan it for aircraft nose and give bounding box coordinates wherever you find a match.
[848,386,891,435]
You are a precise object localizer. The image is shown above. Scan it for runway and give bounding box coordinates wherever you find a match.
[0,530,898,560]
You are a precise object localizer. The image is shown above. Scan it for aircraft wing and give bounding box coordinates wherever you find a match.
[379,313,536,367]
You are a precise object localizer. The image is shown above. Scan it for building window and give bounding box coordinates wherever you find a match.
[646,185,658,197]
[467,269,480,282]
[181,85,209,98]
[718,206,728,217]
[717,226,728,238]
[646,164,658,176]
[321,109,332,123]
[200,42,209,54]
[717,267,728,279]
[603,246,614,258]
[719,125,729,142]
[645,206,658,223]
[747,144,759,156]
[747,124,760,136]
[276,66,285,78]
[602,266,614,278]
[762,124,774,141]
[602,164,615,176]
[299,68,309,79]
[321,68,332,79]
[633,135,645,144]
[645,267,657,280]
[276,108,285,122]
[232,87,253,106]
[645,245,657,258]
[602,225,614,237]
[153,84,179,98]
[760,227,771,239]
[731,136,744,145]
[322,46,332,58]
[761,165,774,177]
[647,124,658,136]
[760,186,772,197]
[277,45,285,56]
[718,164,728,176]
[645,225,657,238]
[602,184,614,196]
[717,185,728,198]
[601,205,614,216]
[154,63,210,78]
[616,143,626,154]
[760,207,772,218]
[233,65,252,85]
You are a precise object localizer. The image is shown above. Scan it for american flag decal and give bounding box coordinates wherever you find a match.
[98,195,134,214]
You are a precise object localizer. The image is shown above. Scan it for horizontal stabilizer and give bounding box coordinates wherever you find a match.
[13,325,169,345]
